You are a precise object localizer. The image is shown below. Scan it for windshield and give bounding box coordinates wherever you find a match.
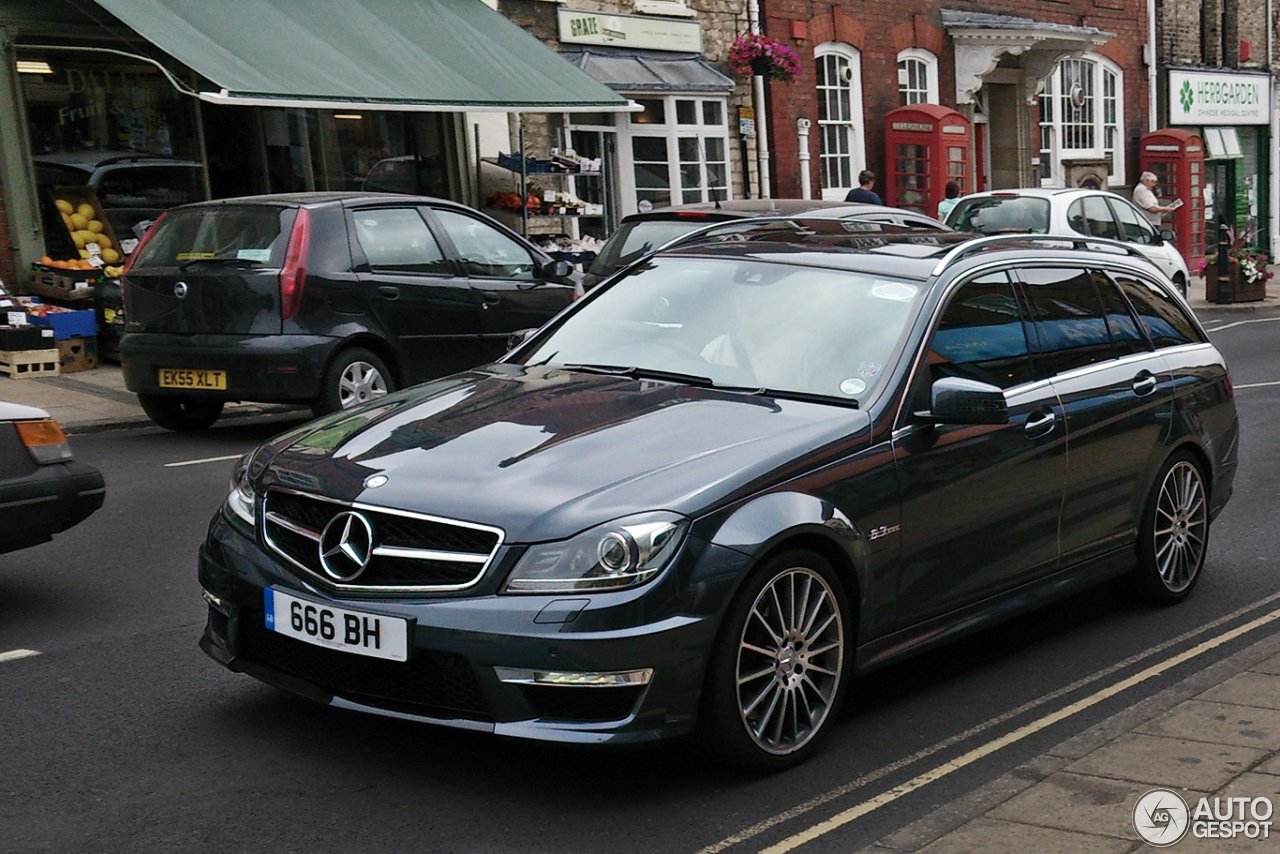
[515,256,925,403]
[587,218,720,277]
[948,196,1051,234]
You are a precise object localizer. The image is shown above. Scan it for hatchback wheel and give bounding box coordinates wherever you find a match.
[1135,452,1209,604]
[704,549,850,771]
[314,348,393,416]
[137,394,224,431]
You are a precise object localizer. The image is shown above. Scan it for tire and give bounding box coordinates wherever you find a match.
[137,394,224,431]
[1133,452,1210,605]
[313,348,393,417]
[702,548,851,771]
[1172,274,1188,298]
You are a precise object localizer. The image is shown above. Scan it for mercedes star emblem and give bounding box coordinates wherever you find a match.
[318,511,374,582]
[173,281,189,298]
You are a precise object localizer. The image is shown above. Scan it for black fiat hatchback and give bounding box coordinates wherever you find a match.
[199,220,1237,770]
[120,193,576,430]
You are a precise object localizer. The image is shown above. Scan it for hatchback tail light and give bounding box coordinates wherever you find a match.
[280,208,311,321]
[121,211,168,276]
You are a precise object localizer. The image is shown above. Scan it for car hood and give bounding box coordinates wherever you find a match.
[255,365,870,543]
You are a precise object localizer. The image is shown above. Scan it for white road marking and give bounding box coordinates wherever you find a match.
[164,454,243,468]
[0,649,41,663]
[1204,316,1280,333]
[1236,380,1280,390]
[758,605,1280,854]
[694,589,1280,854]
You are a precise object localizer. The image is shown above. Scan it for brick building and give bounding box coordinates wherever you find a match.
[754,0,1149,209]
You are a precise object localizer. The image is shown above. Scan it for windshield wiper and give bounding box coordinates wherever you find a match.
[560,364,715,387]
[178,257,265,271]
[716,385,860,408]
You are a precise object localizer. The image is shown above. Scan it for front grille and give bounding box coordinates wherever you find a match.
[236,609,491,720]
[520,684,646,723]
[262,489,502,592]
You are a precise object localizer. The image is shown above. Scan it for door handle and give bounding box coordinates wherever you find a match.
[1132,373,1158,397]
[480,291,502,310]
[378,286,400,299]
[1024,408,1056,440]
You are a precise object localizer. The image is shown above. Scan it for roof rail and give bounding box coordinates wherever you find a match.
[929,233,1152,276]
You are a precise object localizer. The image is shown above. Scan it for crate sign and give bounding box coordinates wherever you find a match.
[1169,70,1271,125]
[557,9,702,52]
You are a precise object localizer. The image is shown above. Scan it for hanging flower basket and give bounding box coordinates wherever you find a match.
[728,34,802,84]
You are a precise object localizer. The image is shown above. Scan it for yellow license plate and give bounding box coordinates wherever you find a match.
[158,368,227,390]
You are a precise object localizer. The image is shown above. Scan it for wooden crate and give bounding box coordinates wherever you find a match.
[0,348,60,379]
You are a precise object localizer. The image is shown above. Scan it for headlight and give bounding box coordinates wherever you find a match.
[224,452,257,529]
[504,512,687,594]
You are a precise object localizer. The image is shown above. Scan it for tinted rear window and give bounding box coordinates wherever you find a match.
[948,197,1051,234]
[1111,274,1206,348]
[96,166,204,210]
[131,206,294,269]
[587,218,721,277]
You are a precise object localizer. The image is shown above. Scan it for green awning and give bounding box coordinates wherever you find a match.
[91,0,633,112]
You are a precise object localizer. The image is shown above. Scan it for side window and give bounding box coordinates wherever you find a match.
[1020,267,1114,378]
[1066,200,1089,237]
[350,208,449,274]
[1109,199,1156,245]
[1113,275,1206,348]
[1093,272,1149,357]
[434,209,536,279]
[1081,195,1119,240]
[925,271,1034,391]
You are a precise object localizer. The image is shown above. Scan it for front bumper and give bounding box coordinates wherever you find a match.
[198,511,727,745]
[120,333,342,403]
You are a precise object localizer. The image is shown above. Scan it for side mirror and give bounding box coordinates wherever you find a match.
[541,259,574,280]
[1159,228,1176,243]
[925,377,1009,425]
[506,328,537,351]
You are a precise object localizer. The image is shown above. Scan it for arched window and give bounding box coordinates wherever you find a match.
[814,43,865,200]
[1038,54,1124,187]
[897,49,938,105]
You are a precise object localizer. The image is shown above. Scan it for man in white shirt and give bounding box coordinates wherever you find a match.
[1133,172,1173,227]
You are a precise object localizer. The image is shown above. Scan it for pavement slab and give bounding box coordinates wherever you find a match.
[985,771,1170,840]
[1196,671,1280,711]
[912,817,1134,854]
[1064,732,1268,791]
[1134,700,1280,751]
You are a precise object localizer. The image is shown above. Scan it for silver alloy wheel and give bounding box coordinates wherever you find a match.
[1153,460,1208,593]
[735,566,845,755]
[337,360,388,408]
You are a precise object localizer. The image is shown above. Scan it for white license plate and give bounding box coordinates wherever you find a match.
[263,589,408,662]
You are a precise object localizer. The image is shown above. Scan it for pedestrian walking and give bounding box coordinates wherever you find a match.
[845,170,882,205]
[936,180,961,222]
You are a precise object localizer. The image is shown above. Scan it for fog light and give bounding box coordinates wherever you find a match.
[493,667,653,687]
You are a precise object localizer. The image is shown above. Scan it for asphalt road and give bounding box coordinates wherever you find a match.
[2,307,1278,854]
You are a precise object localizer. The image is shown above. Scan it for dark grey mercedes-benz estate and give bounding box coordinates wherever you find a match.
[199,221,1237,770]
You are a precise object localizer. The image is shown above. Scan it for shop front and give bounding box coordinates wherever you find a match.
[1166,68,1272,254]
[0,0,631,279]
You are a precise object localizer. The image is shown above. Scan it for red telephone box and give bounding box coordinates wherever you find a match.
[1139,129,1206,268]
[884,105,971,218]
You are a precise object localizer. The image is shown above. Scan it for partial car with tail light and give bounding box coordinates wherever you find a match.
[0,402,104,555]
